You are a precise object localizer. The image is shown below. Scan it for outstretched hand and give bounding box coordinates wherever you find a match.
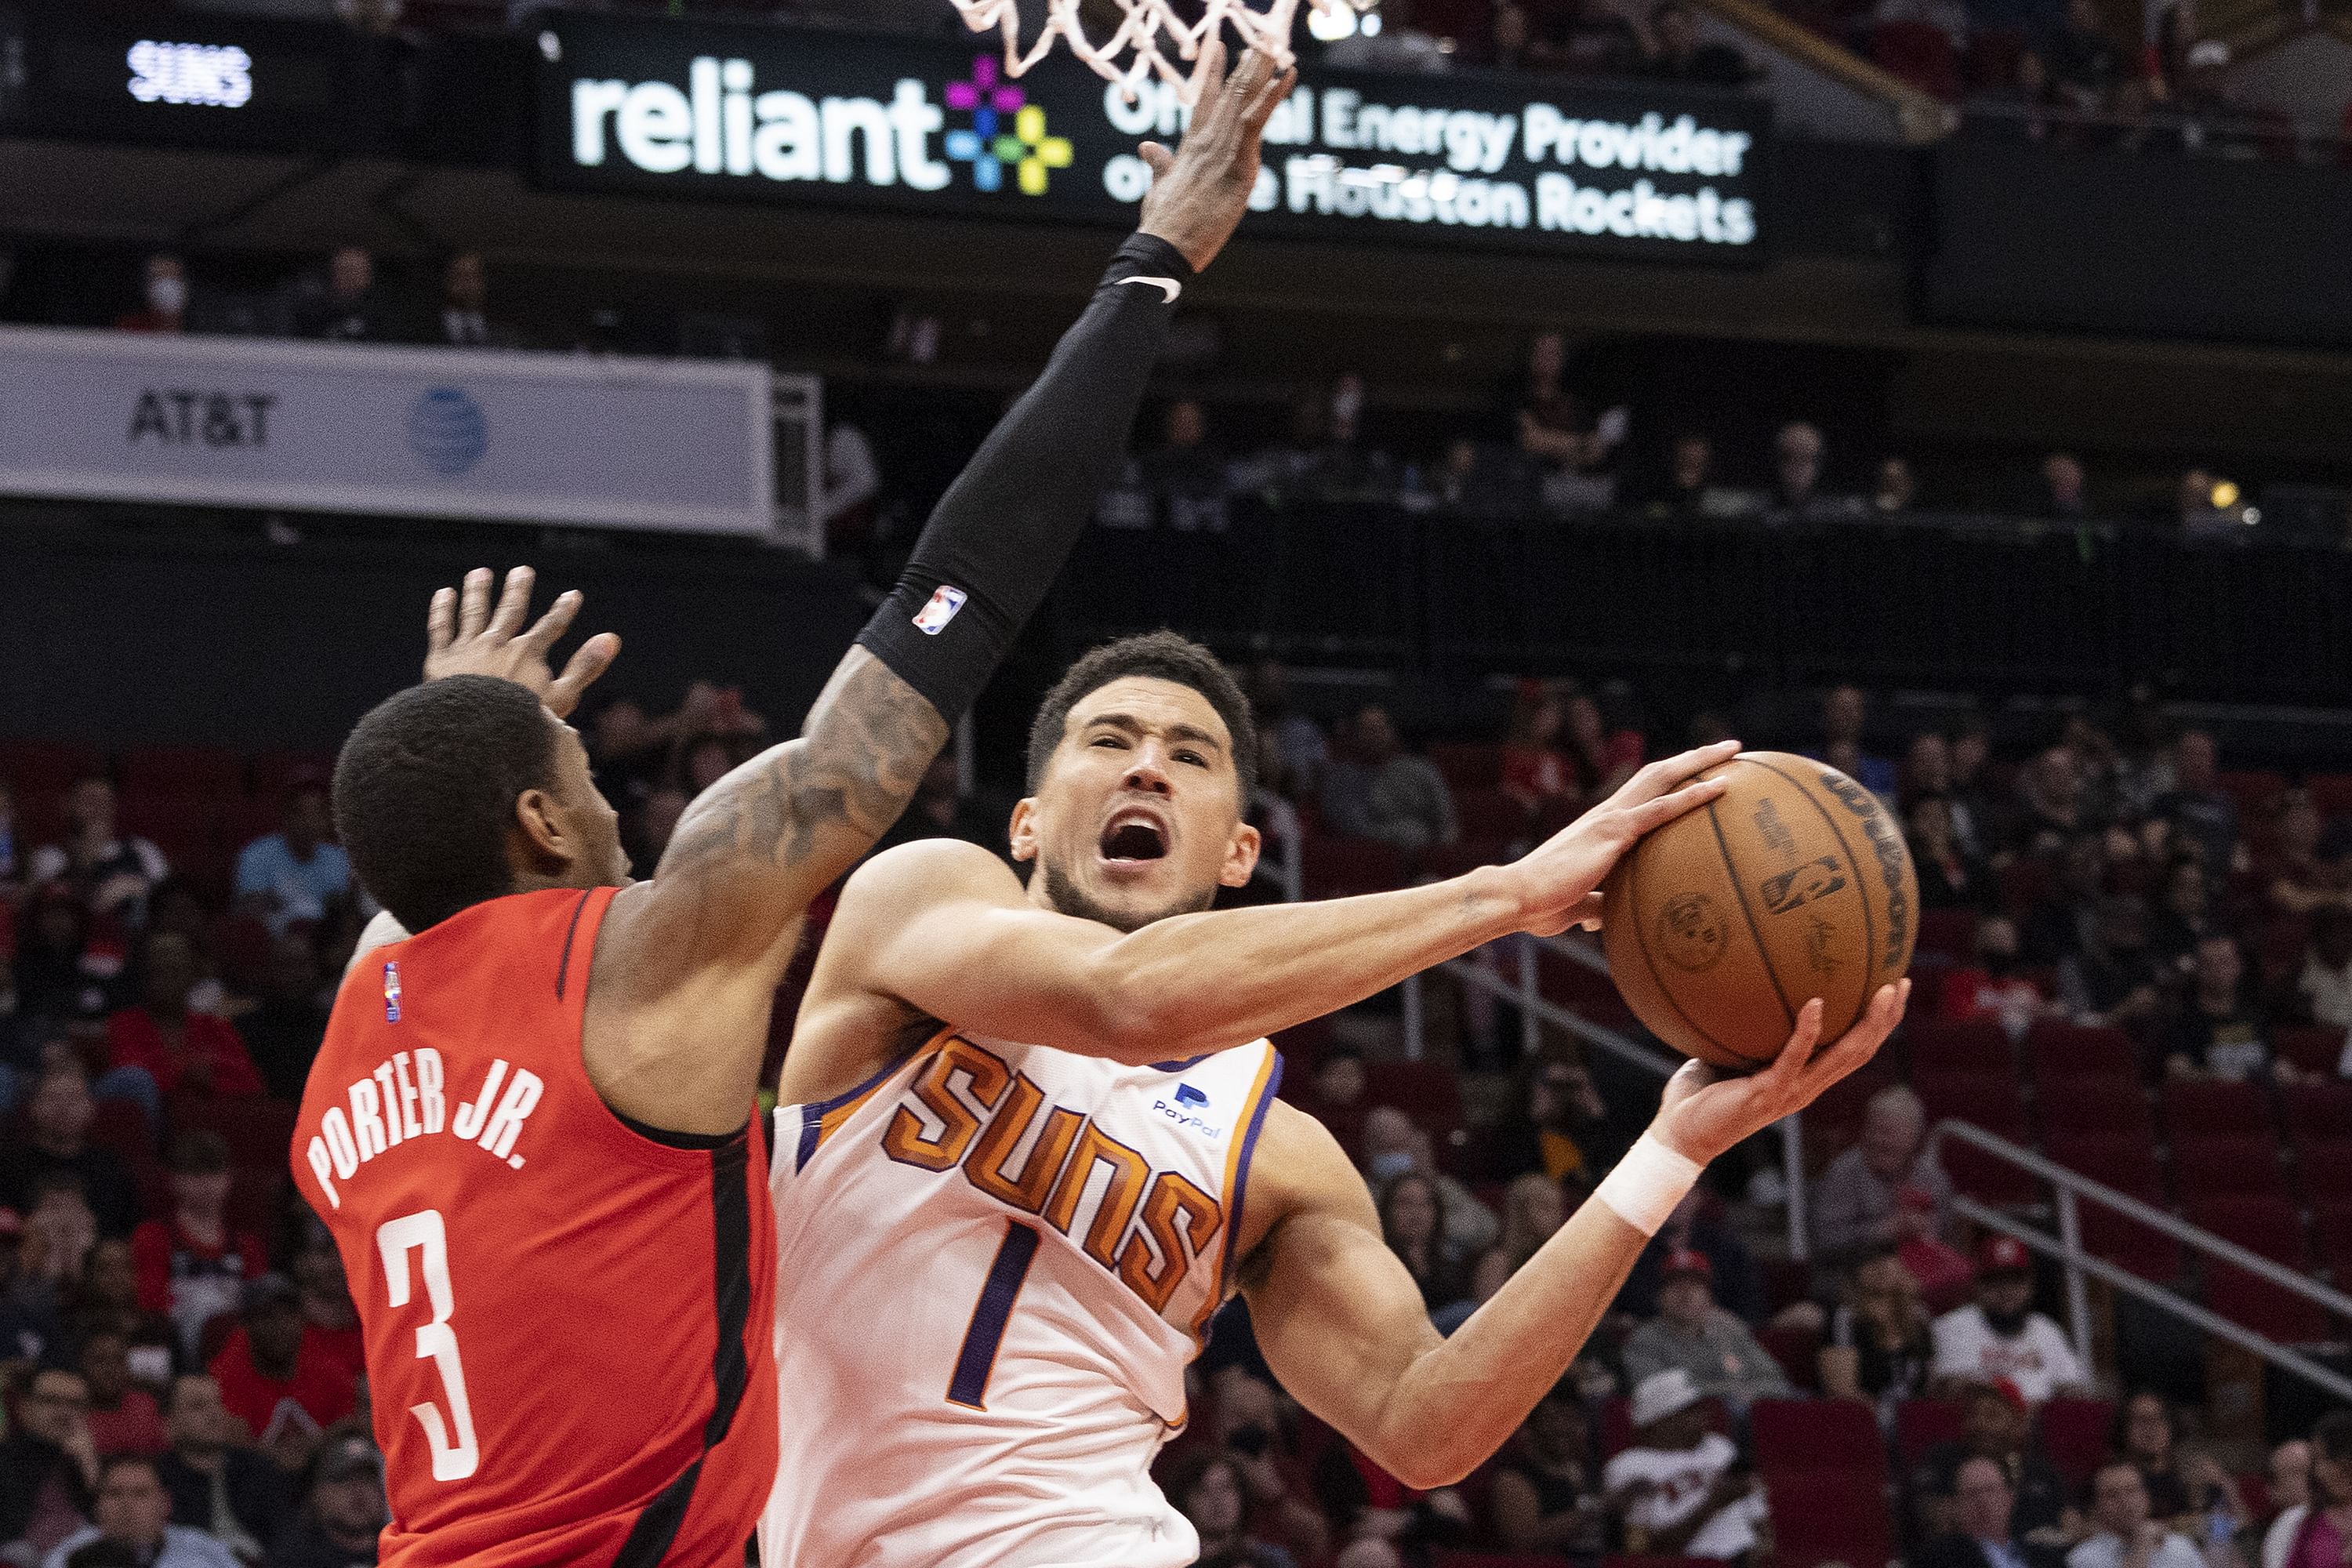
[1501,739,1741,937]
[1650,980,1911,1166]
[423,564,620,719]
[1135,39,1297,272]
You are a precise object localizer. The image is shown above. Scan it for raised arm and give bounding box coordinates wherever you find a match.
[621,42,1295,975]
[790,744,1741,1095]
[1240,983,1907,1490]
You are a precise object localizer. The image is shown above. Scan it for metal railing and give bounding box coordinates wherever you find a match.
[1399,931,1813,1261]
[1929,1120,2352,1403]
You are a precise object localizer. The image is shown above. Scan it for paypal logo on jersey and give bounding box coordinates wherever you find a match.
[1153,1084,1222,1139]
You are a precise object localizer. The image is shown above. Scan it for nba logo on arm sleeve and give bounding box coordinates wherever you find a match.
[913,586,969,636]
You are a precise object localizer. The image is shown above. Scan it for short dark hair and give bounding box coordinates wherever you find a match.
[96,1452,159,1487]
[165,1130,230,1176]
[1025,632,1257,799]
[334,676,557,934]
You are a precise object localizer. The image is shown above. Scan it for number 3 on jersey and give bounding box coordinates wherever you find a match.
[376,1210,480,1480]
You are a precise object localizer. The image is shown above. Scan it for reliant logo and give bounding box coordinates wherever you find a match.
[568,56,1063,196]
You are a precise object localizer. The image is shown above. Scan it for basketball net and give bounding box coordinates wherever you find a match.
[945,0,1343,105]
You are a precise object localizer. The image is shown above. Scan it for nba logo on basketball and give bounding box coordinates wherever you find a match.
[913,585,968,635]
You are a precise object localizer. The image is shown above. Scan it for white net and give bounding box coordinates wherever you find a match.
[945,0,1345,105]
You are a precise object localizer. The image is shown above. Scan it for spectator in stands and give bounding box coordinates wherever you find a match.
[2147,856,2218,968]
[1301,1044,1370,1158]
[154,1373,292,1562]
[1621,1188,1770,1325]
[428,251,514,349]
[1501,682,1577,815]
[1621,1249,1791,1414]
[0,951,41,1116]
[1359,1106,1497,1260]
[1645,0,1752,82]
[236,934,331,1105]
[20,1176,99,1303]
[1479,2,1537,70]
[1931,1237,2090,1403]
[263,1430,383,1568]
[2290,906,2352,1064]
[1552,0,1652,76]
[2262,790,2348,918]
[2059,895,2165,1033]
[1940,914,2063,1040]
[232,781,350,938]
[1375,1171,1465,1312]
[1508,333,1618,507]
[1914,1380,2074,1544]
[1165,1449,1296,1568]
[1876,456,1921,514]
[871,755,1007,860]
[30,777,169,927]
[1652,432,1741,522]
[1922,1454,2067,1568]
[207,1276,355,1475]
[105,933,263,1105]
[1497,1172,1571,1269]
[1207,1369,1329,1566]
[1478,1054,1617,1186]
[2156,731,2241,876]
[2262,1439,2310,1534]
[1820,686,1897,799]
[1322,706,1457,858]
[0,1207,64,1369]
[1766,422,1862,523]
[2009,746,2093,857]
[15,885,118,1033]
[0,1070,140,1240]
[2163,932,2292,1083]
[1243,660,1330,803]
[2033,452,2092,518]
[77,1327,163,1459]
[2260,1414,2351,1568]
[2114,1391,2245,1542]
[292,248,391,344]
[2021,835,2107,964]
[1820,1245,1934,1424]
[1,1367,98,1556]
[1432,1245,1512,1335]
[1605,1369,1770,1563]
[67,1241,173,1375]
[1566,683,1644,801]
[1140,399,1231,534]
[1810,1085,1955,1272]
[132,1132,264,1361]
[2071,1459,2205,1568]
[1906,733,1988,857]
[289,1239,361,1386]
[2047,0,2123,110]
[114,256,189,336]
[1491,1381,1605,1556]
[41,1454,238,1568]
[1915,795,1992,910]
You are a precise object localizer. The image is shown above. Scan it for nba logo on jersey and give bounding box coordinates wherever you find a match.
[912,585,967,635]
[382,961,401,1023]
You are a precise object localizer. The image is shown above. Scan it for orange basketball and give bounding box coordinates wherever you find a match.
[1599,752,1917,1071]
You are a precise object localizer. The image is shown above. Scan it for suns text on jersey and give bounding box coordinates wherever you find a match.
[880,1037,1223,1316]
[303,1049,546,1210]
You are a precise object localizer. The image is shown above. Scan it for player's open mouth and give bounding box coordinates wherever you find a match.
[1098,811,1168,863]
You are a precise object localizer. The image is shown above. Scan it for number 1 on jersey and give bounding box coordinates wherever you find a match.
[377,1210,481,1480]
[946,1221,1039,1410]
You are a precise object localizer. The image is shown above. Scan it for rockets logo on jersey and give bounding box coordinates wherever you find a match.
[879,1036,1221,1316]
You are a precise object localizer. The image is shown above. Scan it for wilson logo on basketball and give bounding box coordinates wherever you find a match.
[1758,856,1847,916]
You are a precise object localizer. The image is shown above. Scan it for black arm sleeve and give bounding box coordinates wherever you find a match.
[855,231,1194,722]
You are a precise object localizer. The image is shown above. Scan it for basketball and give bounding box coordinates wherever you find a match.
[1601,752,1917,1072]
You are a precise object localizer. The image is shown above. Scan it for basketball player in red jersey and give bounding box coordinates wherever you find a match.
[292,45,1295,1568]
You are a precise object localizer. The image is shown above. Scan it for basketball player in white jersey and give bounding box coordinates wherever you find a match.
[764,633,1910,1568]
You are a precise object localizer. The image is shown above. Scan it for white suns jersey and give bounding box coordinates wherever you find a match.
[760,1027,1283,1568]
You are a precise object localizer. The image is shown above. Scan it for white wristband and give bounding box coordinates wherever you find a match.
[1595,1132,1703,1237]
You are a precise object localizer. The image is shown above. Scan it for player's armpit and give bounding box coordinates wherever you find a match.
[1240,1100,1649,1490]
